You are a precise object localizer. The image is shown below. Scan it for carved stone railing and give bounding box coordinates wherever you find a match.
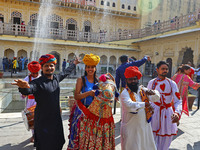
[0,12,199,43]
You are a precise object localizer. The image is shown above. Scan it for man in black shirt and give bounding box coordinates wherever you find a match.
[12,54,80,150]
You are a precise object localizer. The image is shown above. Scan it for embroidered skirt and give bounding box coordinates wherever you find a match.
[67,100,115,150]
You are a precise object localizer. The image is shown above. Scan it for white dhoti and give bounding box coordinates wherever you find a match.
[121,109,156,150]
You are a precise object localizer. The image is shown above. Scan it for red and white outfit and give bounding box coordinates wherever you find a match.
[147,77,182,150]
[22,75,40,135]
[22,61,41,137]
[23,75,39,108]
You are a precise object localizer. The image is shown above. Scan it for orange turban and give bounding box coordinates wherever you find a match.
[28,61,41,73]
[82,53,100,66]
[124,66,142,79]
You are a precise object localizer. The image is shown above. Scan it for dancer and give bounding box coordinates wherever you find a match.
[116,55,150,91]
[68,54,118,149]
[172,65,200,116]
[12,54,80,150]
[22,61,41,142]
[74,54,99,108]
[147,61,182,150]
[120,66,160,150]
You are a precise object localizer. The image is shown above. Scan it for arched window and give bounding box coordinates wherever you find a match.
[122,4,125,9]
[30,13,38,26]
[112,2,115,7]
[66,18,77,31]
[0,14,4,23]
[107,2,110,6]
[101,0,104,5]
[128,5,131,10]
[134,6,136,11]
[47,14,63,29]
[11,11,22,24]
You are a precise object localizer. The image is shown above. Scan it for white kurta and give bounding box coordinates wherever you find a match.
[120,86,159,150]
[147,78,182,150]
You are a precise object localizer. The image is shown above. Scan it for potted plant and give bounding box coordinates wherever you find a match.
[188,94,196,110]
[0,70,3,78]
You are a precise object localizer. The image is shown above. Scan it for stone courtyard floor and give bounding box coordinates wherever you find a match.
[0,106,200,150]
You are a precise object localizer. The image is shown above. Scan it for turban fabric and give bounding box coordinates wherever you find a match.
[39,54,57,65]
[82,53,100,66]
[124,66,142,79]
[28,61,41,73]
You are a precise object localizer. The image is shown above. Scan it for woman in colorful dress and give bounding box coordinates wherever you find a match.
[74,54,99,108]
[172,65,200,116]
[68,53,117,150]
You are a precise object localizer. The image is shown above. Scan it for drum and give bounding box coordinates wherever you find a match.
[22,105,36,131]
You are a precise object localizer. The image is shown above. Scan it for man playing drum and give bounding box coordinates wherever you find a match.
[22,61,41,142]
[12,54,80,150]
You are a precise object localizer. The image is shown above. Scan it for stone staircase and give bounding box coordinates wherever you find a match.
[0,78,76,113]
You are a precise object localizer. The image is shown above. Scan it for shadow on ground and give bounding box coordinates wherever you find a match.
[115,120,121,146]
[187,141,200,150]
[0,139,34,150]
[172,128,184,141]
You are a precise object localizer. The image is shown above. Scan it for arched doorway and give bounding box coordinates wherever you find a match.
[181,48,194,66]
[4,49,14,59]
[30,51,40,61]
[109,56,116,75]
[68,53,75,61]
[50,51,60,71]
[166,58,172,78]
[17,50,27,58]
[100,55,107,74]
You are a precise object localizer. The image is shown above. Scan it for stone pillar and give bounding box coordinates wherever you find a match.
[193,36,199,67]
[107,56,109,73]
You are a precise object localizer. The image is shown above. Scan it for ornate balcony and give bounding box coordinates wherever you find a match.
[0,12,199,43]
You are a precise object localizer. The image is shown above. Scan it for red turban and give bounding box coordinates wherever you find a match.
[28,61,41,73]
[124,66,142,79]
[39,54,57,65]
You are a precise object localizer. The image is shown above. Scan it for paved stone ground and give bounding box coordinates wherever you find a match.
[0,105,200,150]
[1,73,200,150]
[0,109,121,150]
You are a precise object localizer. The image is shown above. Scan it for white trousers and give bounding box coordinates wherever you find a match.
[153,132,173,150]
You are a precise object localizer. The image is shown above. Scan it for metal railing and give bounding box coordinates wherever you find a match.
[0,12,199,43]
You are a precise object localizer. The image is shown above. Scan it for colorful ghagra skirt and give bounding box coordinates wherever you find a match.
[67,99,115,150]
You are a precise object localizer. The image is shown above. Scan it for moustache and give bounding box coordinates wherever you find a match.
[131,82,138,85]
[44,73,53,77]
[46,69,54,72]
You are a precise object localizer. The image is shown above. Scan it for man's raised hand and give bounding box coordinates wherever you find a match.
[11,79,30,88]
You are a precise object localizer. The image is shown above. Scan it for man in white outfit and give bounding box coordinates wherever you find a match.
[22,61,41,142]
[120,66,160,150]
[147,61,182,150]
